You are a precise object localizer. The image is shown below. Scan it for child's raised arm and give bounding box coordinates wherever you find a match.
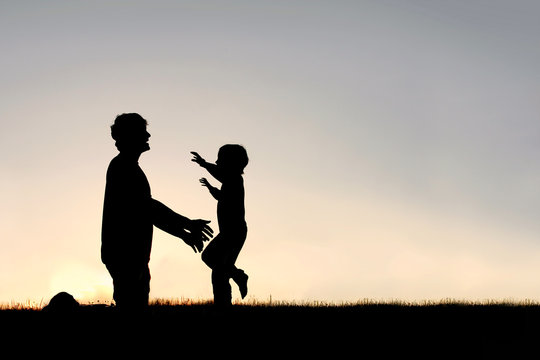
[191,151,224,182]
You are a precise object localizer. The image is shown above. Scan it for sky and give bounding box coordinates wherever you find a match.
[1,0,540,305]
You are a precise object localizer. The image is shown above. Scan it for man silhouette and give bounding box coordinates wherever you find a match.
[101,113,213,309]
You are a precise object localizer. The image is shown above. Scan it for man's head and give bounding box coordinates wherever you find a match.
[111,113,151,154]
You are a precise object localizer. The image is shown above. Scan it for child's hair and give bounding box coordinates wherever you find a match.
[218,144,249,174]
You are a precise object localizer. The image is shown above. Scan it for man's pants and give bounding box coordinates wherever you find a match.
[106,263,151,309]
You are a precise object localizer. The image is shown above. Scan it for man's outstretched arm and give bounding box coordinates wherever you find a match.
[151,199,213,252]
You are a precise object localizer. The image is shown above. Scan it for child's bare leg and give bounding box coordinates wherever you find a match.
[211,266,232,307]
[231,266,248,299]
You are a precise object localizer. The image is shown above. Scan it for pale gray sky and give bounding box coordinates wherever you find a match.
[1,1,540,303]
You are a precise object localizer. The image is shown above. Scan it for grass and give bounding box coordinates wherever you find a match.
[2,297,540,357]
[5,296,540,309]
[0,299,46,310]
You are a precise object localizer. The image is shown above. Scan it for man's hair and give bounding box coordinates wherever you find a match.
[110,113,148,141]
[219,144,249,174]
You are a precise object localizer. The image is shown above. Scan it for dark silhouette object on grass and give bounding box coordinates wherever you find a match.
[43,292,79,313]
[191,145,249,307]
[102,113,213,310]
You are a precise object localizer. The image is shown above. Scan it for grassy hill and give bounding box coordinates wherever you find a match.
[1,299,540,357]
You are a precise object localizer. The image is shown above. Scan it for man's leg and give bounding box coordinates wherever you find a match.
[107,263,150,309]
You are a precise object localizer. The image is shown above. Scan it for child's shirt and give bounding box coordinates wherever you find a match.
[217,174,246,234]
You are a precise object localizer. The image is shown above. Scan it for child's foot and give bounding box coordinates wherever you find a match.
[234,271,249,299]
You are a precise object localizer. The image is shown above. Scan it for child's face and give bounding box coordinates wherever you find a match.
[216,151,234,172]
[216,152,226,169]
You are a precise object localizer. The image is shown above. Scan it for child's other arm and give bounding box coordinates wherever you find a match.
[200,178,221,200]
[191,151,224,182]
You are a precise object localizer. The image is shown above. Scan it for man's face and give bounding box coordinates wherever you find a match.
[122,124,151,154]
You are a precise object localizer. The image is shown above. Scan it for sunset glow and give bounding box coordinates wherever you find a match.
[2,1,540,306]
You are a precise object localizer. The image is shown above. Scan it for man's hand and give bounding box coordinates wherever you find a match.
[189,219,213,241]
[182,231,205,253]
[182,219,213,253]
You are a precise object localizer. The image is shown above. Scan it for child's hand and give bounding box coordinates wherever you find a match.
[199,177,210,188]
[200,177,220,200]
[190,152,206,166]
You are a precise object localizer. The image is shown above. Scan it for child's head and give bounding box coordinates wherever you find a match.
[217,144,249,174]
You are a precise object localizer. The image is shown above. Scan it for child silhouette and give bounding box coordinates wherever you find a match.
[191,145,249,306]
